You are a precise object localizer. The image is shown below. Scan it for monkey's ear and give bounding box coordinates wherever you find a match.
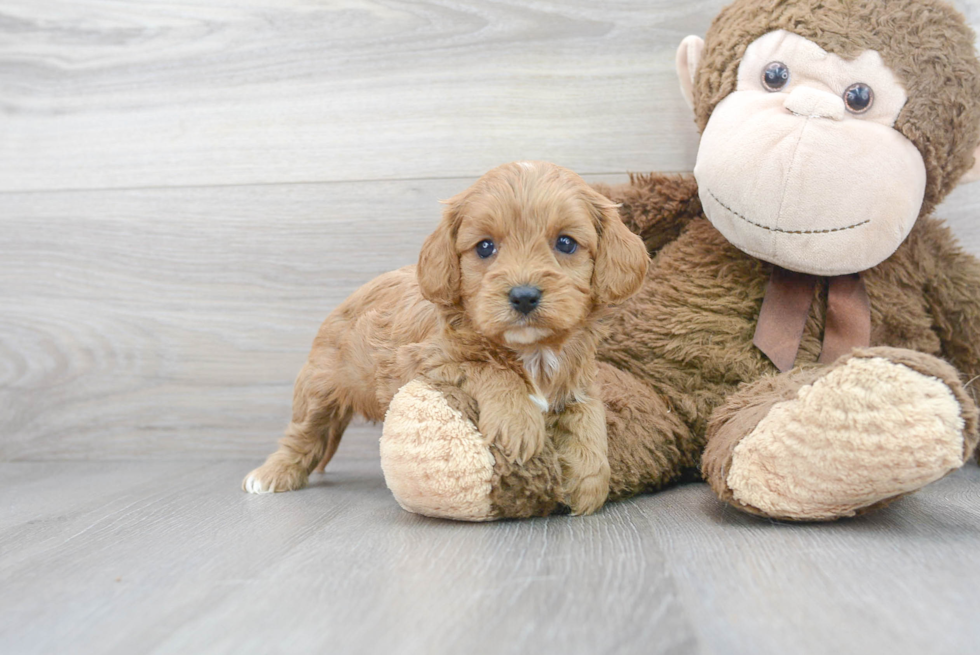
[588,189,649,306]
[417,196,464,307]
[961,141,980,184]
[676,35,705,111]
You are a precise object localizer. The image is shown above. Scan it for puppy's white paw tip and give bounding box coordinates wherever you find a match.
[245,474,273,494]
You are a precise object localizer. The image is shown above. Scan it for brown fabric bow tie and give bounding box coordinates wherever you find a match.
[753,267,871,373]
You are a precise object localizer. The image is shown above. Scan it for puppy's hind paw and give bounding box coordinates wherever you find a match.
[243,472,275,494]
[242,462,308,494]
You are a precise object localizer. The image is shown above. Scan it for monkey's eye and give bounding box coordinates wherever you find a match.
[555,235,578,254]
[475,239,496,259]
[762,62,790,91]
[843,83,874,114]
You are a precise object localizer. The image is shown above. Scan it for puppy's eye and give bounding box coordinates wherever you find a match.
[555,235,578,254]
[475,239,496,259]
[762,62,790,91]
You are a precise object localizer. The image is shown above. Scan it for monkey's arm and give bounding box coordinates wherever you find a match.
[921,221,980,454]
[593,173,702,255]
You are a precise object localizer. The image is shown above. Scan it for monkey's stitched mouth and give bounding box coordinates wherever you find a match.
[705,188,870,235]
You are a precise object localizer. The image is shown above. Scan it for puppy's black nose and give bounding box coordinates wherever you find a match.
[509,286,542,315]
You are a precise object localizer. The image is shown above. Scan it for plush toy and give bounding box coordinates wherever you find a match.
[380,0,980,521]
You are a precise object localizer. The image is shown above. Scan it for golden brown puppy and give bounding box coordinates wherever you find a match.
[243,161,649,514]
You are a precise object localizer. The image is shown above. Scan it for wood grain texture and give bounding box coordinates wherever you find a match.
[1,454,978,654]
[647,463,980,655]
[0,176,637,460]
[0,178,451,460]
[2,175,978,461]
[3,4,980,654]
[1,1,979,459]
[0,453,698,655]
[0,0,728,192]
[940,182,980,250]
[2,0,972,193]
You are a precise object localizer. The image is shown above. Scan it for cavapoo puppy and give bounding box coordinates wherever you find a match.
[243,161,648,514]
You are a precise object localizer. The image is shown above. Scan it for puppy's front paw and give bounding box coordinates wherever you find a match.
[482,402,547,464]
[242,462,308,494]
[565,461,611,516]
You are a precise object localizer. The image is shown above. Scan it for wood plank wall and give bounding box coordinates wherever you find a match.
[2,0,979,460]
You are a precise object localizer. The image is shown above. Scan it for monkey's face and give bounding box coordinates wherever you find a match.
[693,31,927,276]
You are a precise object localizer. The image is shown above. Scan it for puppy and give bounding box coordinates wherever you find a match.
[243,161,648,515]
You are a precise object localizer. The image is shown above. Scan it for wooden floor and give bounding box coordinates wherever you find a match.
[3,1,980,653]
[2,440,980,655]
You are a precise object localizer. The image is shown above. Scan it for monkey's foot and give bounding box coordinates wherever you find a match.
[702,348,977,521]
[380,380,498,520]
[381,379,565,521]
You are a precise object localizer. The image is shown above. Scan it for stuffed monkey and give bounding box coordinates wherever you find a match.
[380,0,980,521]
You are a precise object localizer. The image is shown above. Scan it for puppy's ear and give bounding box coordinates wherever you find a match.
[417,194,465,306]
[588,188,649,305]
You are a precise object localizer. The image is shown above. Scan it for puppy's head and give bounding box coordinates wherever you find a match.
[417,161,648,347]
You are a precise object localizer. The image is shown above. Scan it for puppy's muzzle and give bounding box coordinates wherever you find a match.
[509,286,542,315]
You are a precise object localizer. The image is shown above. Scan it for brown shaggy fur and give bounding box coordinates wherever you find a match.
[479,166,980,518]
[373,0,980,521]
[243,161,648,515]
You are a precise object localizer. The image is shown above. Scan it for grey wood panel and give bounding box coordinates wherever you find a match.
[0,0,732,192]
[650,463,980,655]
[940,181,980,250]
[0,455,698,655]
[3,0,976,194]
[1,176,978,460]
[0,178,459,460]
[2,456,979,654]
[0,175,632,461]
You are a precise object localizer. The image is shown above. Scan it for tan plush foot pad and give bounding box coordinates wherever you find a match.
[381,379,497,521]
[727,356,966,520]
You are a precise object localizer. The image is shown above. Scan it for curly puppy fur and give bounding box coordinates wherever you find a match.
[243,161,649,515]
